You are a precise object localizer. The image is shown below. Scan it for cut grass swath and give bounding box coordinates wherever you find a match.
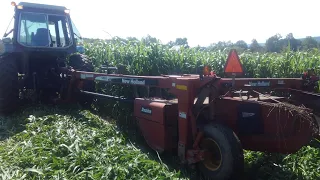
[0,106,186,180]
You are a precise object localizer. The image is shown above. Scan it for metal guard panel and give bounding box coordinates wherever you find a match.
[237,103,263,135]
[134,98,166,125]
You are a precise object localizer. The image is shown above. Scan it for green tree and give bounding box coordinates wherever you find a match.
[265,34,282,52]
[302,36,318,50]
[249,39,263,52]
[208,41,233,51]
[175,37,189,48]
[232,40,248,53]
[166,41,175,48]
[125,37,140,46]
[166,37,189,48]
[235,40,248,49]
[279,33,302,51]
[141,35,159,46]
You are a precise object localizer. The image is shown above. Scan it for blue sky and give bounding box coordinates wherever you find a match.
[1,0,319,47]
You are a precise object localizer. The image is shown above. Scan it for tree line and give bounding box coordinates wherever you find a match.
[83,33,320,53]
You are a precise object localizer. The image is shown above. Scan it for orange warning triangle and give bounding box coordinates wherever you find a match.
[224,49,244,76]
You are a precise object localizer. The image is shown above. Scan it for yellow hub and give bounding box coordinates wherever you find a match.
[201,138,222,171]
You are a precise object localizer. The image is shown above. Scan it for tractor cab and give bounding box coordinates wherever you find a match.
[1,1,84,55]
[0,2,92,115]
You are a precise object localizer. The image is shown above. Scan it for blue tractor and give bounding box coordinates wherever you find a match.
[0,2,94,114]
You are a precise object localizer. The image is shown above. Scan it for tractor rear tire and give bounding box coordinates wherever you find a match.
[0,56,19,115]
[198,123,244,180]
[68,54,95,108]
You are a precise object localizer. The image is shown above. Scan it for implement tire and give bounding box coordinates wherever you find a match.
[198,123,244,180]
[68,54,95,108]
[0,56,19,115]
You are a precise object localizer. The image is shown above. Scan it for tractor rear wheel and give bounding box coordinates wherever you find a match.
[198,123,244,180]
[68,53,95,108]
[0,56,19,114]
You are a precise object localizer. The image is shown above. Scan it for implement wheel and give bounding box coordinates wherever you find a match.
[68,53,95,108]
[198,123,244,180]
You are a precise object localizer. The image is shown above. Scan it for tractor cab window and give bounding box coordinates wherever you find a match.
[19,13,47,46]
[71,20,83,46]
[18,12,72,48]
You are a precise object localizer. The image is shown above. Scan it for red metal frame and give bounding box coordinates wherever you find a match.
[67,69,319,164]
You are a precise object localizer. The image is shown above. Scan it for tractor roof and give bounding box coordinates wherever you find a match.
[18,2,67,11]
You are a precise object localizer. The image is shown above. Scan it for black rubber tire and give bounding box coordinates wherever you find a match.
[198,123,244,180]
[69,53,94,72]
[68,54,95,108]
[0,56,19,114]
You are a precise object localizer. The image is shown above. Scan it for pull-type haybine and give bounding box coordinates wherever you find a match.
[60,49,320,180]
[1,2,319,180]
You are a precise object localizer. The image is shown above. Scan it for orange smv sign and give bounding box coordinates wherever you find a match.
[224,49,244,77]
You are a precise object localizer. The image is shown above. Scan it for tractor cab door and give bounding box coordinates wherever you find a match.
[47,15,72,48]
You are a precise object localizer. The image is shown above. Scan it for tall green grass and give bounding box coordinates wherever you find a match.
[84,39,320,78]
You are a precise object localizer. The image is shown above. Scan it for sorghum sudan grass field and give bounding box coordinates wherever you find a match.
[0,38,319,180]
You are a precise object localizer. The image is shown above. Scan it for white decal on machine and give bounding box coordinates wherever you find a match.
[95,76,121,82]
[122,78,145,85]
[179,112,187,119]
[141,107,152,114]
[242,112,255,118]
[248,81,270,87]
[80,74,94,79]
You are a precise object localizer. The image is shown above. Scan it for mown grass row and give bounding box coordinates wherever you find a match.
[0,106,185,180]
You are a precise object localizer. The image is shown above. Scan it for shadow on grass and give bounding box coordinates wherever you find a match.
[242,152,301,180]
[0,102,81,141]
